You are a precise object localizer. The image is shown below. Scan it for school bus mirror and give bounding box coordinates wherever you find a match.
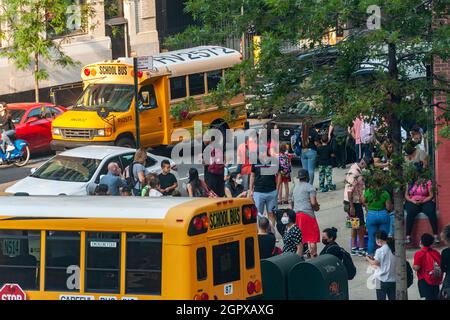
[141,91,150,106]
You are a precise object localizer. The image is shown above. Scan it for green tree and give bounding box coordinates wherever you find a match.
[0,0,95,102]
[168,0,450,299]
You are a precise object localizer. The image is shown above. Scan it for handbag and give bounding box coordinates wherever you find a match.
[346,216,360,229]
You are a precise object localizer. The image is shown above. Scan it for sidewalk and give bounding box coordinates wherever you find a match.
[283,165,422,300]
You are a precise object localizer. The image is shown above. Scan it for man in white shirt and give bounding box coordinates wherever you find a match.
[366,231,396,300]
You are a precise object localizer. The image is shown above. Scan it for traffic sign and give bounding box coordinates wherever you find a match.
[0,283,26,300]
[137,56,153,71]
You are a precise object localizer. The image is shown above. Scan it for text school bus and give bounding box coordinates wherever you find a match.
[51,46,248,151]
[0,197,262,300]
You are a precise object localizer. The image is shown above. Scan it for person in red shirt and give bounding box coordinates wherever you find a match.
[413,233,443,300]
[236,134,258,190]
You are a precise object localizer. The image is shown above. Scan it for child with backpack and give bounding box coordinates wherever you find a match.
[413,233,443,300]
[316,133,336,192]
[277,144,293,205]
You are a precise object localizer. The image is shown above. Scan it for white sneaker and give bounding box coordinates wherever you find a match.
[6,145,15,152]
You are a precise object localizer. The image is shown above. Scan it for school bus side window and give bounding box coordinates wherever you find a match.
[196,247,207,281]
[139,85,157,110]
[189,73,205,96]
[245,237,255,269]
[45,231,81,292]
[207,70,222,92]
[0,230,41,291]
[170,76,187,100]
[126,233,162,295]
[85,232,121,293]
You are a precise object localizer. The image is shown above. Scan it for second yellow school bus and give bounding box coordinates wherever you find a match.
[51,46,248,151]
[0,196,262,300]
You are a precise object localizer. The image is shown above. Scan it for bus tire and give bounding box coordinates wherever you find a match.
[116,137,136,149]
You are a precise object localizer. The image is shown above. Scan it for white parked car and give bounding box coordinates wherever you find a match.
[6,146,178,196]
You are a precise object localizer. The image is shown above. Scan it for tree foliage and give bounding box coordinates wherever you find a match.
[0,0,95,101]
[168,0,450,300]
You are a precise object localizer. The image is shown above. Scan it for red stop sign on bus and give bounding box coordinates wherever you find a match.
[0,284,26,300]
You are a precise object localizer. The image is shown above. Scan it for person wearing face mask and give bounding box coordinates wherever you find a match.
[320,227,357,280]
[319,227,342,259]
[225,172,247,198]
[280,209,303,256]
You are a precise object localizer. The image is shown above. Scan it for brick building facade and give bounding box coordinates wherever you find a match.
[412,14,449,244]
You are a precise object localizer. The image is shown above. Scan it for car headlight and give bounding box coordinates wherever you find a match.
[53,127,61,135]
[96,128,113,137]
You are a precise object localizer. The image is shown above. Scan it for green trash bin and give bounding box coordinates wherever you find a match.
[260,253,304,300]
[287,254,349,300]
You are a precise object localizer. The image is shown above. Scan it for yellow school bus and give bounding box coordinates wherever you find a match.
[51,46,248,151]
[0,196,262,300]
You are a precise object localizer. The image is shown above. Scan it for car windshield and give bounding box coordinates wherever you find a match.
[74,84,134,112]
[9,109,26,124]
[31,155,101,182]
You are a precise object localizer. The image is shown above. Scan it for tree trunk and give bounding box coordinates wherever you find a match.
[34,52,40,103]
[387,42,408,300]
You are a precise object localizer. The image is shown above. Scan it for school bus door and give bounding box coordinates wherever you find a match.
[138,80,164,147]
[207,234,244,300]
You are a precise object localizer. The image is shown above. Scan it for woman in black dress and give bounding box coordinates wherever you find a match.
[281,209,303,256]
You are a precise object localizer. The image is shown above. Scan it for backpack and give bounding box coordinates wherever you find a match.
[360,121,374,144]
[406,260,414,288]
[125,162,139,190]
[326,244,356,280]
[423,249,443,286]
[292,130,302,156]
[271,246,282,256]
[279,154,291,175]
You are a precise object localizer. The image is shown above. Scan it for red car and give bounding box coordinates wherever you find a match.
[8,103,67,154]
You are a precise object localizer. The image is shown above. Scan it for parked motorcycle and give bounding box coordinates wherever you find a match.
[0,138,30,167]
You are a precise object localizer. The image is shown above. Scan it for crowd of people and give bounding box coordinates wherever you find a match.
[88,116,449,300]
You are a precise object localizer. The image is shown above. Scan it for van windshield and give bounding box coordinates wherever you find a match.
[74,84,134,112]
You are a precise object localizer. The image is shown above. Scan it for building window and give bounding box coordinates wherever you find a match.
[45,231,81,292]
[126,233,162,295]
[170,76,187,100]
[104,0,124,20]
[85,232,121,293]
[189,73,205,96]
[0,230,41,291]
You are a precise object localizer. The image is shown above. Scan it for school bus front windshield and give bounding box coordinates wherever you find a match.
[74,83,134,113]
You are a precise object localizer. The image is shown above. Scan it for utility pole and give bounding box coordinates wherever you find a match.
[133,57,141,149]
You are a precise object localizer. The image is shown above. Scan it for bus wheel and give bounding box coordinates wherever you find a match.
[116,137,136,149]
